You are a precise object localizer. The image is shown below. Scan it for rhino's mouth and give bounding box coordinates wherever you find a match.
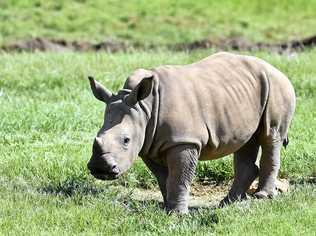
[88,153,121,180]
[91,171,120,180]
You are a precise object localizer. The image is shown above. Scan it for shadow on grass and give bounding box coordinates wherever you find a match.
[290,176,316,185]
[120,193,217,212]
[38,176,222,227]
[120,197,219,227]
[38,177,106,197]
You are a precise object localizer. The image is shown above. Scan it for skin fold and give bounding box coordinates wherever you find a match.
[87,52,296,214]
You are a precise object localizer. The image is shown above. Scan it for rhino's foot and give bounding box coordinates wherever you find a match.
[253,189,277,199]
[219,193,248,207]
[166,203,189,215]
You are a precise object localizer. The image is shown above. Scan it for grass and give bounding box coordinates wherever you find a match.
[1,178,315,235]
[1,0,316,45]
[0,50,315,234]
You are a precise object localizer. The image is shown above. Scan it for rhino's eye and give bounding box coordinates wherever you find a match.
[123,137,130,145]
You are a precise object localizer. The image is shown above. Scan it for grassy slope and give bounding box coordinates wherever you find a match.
[0,50,315,234]
[1,0,316,45]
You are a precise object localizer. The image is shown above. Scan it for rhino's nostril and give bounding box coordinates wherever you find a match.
[111,165,120,174]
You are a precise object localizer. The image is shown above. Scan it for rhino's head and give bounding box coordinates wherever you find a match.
[87,75,153,180]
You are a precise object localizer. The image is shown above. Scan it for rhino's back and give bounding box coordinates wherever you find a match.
[150,52,274,159]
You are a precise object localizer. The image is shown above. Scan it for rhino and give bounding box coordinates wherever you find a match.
[87,52,295,214]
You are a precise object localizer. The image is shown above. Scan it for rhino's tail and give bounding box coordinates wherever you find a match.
[283,136,289,149]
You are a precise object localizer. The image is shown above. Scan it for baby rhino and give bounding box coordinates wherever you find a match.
[87,52,295,214]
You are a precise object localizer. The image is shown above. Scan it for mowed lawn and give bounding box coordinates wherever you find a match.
[0,50,315,235]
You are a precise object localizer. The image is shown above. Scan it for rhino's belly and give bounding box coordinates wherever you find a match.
[199,135,252,160]
[199,110,262,160]
[199,144,239,160]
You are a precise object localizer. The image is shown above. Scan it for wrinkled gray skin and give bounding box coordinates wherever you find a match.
[87,52,296,214]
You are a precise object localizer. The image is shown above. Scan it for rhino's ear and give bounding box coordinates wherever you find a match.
[88,76,112,103]
[126,76,153,106]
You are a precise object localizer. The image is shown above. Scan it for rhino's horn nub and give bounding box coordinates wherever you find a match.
[95,137,103,146]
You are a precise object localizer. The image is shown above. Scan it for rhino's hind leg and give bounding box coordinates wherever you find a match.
[220,136,259,206]
[165,144,199,214]
[254,141,282,199]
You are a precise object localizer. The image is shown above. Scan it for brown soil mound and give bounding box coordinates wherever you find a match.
[173,35,316,52]
[1,37,130,53]
[1,35,316,53]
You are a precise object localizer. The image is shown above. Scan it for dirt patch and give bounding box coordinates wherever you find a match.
[1,35,316,53]
[247,178,290,194]
[131,178,290,208]
[131,181,229,208]
[1,37,131,53]
[173,35,316,52]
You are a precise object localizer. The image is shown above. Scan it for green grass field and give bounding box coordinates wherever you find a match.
[0,0,316,235]
[0,50,315,234]
[1,0,316,45]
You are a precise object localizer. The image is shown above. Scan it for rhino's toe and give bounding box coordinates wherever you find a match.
[219,193,248,207]
[253,189,277,199]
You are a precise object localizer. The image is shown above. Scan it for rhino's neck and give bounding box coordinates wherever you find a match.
[139,77,159,157]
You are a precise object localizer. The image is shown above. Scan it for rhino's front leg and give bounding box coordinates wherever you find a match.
[141,157,168,204]
[165,144,198,214]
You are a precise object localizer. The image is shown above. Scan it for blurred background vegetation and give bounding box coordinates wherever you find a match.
[0,0,316,46]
